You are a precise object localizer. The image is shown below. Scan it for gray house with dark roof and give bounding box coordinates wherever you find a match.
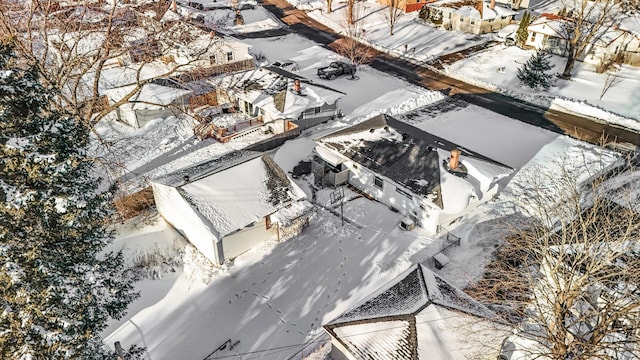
[312,114,513,234]
[151,150,312,265]
[324,264,505,359]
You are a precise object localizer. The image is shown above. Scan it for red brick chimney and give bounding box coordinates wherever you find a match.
[294,79,301,94]
[490,0,495,9]
[171,0,177,11]
[449,149,461,170]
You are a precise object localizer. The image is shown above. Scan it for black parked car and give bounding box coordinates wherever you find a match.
[317,61,356,80]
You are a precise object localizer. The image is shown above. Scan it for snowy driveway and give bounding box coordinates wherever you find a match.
[105,200,433,359]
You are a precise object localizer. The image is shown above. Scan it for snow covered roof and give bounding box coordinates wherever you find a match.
[528,13,627,46]
[316,114,513,211]
[102,83,192,110]
[153,150,306,237]
[210,67,344,119]
[428,0,516,20]
[325,264,501,359]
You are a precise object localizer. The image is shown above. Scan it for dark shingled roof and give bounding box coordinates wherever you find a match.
[318,114,510,209]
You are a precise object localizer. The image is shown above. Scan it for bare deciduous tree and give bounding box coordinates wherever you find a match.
[326,0,333,14]
[468,156,640,360]
[384,0,405,36]
[333,14,374,79]
[556,0,622,78]
[0,0,232,129]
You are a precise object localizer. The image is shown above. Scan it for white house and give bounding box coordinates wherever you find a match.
[526,13,640,67]
[312,114,513,234]
[425,0,516,35]
[324,264,504,359]
[210,67,345,130]
[102,82,192,128]
[151,150,312,265]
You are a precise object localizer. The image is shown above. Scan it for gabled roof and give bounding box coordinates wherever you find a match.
[428,0,516,20]
[316,114,512,210]
[153,150,305,237]
[325,264,500,359]
[210,67,344,119]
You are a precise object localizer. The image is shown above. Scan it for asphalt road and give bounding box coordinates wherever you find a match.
[251,0,640,147]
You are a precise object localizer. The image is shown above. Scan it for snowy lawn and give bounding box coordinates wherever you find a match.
[446,44,640,130]
[104,201,434,359]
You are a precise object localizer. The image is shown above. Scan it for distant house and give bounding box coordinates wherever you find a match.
[494,0,529,10]
[324,264,504,359]
[424,0,516,34]
[526,13,640,67]
[377,0,431,13]
[103,82,192,128]
[151,151,313,265]
[123,18,254,78]
[210,67,345,130]
[312,114,513,234]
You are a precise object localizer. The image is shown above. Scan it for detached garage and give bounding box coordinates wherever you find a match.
[151,150,312,265]
[104,83,192,128]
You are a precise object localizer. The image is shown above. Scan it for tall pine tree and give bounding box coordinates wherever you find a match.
[0,41,139,358]
[516,11,531,47]
[517,51,555,90]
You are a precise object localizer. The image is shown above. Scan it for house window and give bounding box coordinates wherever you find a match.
[314,107,322,114]
[470,20,475,25]
[226,51,234,61]
[447,12,451,19]
[460,17,464,22]
[396,187,413,200]
[530,33,536,42]
[374,176,384,189]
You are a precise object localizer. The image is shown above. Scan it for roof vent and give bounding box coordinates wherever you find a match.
[369,128,375,133]
[384,126,390,132]
[183,175,190,183]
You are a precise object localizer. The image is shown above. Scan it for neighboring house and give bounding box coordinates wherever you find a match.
[122,12,254,77]
[312,114,513,234]
[211,67,345,130]
[324,264,504,359]
[494,0,529,10]
[526,13,640,67]
[377,0,432,13]
[103,82,192,128]
[151,151,313,265]
[424,0,516,34]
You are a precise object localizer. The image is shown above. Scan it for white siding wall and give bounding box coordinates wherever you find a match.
[222,218,275,260]
[346,162,440,234]
[151,182,221,264]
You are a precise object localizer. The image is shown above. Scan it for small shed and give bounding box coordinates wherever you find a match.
[151,151,311,265]
[103,83,192,128]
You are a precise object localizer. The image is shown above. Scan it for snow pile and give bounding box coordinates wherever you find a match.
[550,98,640,132]
[182,244,232,284]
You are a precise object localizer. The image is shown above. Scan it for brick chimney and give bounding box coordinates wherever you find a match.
[490,0,495,9]
[171,0,177,11]
[294,79,301,94]
[475,0,483,17]
[449,149,461,170]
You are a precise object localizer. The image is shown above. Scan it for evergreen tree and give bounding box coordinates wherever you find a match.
[516,11,531,47]
[517,51,555,90]
[0,41,139,358]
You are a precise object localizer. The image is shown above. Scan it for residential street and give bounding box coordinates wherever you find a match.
[254,0,640,147]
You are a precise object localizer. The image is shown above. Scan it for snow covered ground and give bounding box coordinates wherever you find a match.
[446,44,640,131]
[98,5,627,359]
[91,34,441,191]
[284,0,640,131]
